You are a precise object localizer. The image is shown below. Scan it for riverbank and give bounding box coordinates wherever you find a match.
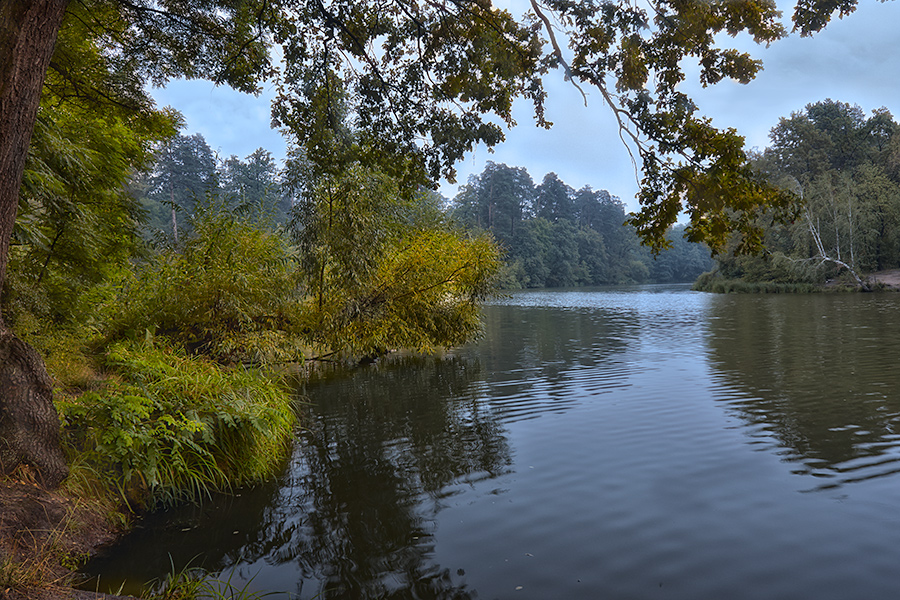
[0,336,299,599]
[694,268,900,293]
[0,476,131,600]
[869,269,900,289]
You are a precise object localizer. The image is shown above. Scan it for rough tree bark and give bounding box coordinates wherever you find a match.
[0,0,71,487]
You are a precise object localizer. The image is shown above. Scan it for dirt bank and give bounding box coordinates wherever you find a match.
[870,269,900,289]
[0,474,132,600]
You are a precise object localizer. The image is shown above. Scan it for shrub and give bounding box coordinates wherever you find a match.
[108,207,305,364]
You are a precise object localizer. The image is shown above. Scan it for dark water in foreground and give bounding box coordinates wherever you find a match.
[85,286,900,599]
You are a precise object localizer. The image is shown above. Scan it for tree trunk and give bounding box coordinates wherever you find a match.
[0,0,71,487]
[0,332,67,487]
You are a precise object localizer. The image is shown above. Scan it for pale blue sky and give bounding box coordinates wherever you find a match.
[150,2,900,211]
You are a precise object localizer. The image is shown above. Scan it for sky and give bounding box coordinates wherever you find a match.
[150,2,900,212]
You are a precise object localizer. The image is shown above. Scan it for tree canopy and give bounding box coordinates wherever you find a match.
[698,99,900,291]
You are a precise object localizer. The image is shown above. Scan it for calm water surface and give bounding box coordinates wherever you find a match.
[86,286,900,599]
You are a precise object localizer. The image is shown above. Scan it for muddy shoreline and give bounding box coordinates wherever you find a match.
[0,476,133,600]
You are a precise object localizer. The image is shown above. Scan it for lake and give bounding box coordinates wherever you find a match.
[85,285,900,599]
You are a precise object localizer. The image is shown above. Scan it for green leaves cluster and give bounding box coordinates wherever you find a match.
[271,0,547,185]
[38,0,875,262]
[289,162,503,357]
[535,0,795,253]
[6,7,179,326]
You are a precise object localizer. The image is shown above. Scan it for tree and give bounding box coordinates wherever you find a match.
[220,148,288,220]
[0,0,877,485]
[705,101,900,289]
[287,162,501,357]
[449,162,534,245]
[534,173,574,223]
[1,1,179,485]
[145,133,218,242]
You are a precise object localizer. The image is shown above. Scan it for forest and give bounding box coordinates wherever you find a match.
[0,0,880,597]
[133,135,713,290]
[449,162,713,287]
[696,99,900,292]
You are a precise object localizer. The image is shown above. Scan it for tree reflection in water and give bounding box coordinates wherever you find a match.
[280,355,511,598]
[705,293,900,489]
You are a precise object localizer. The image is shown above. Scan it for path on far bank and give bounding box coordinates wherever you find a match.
[870,269,900,289]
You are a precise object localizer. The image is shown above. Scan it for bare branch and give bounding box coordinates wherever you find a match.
[529,0,587,107]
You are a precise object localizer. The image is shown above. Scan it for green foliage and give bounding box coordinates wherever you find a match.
[692,272,822,294]
[315,227,501,356]
[143,133,219,243]
[220,148,289,222]
[58,340,295,509]
[291,163,503,357]
[109,205,303,364]
[271,0,547,186]
[705,99,900,290]
[46,0,872,256]
[145,563,279,600]
[266,0,861,252]
[5,11,178,327]
[450,162,713,288]
[645,225,715,283]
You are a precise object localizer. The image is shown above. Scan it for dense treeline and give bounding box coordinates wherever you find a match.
[450,162,714,288]
[140,134,292,244]
[696,99,900,292]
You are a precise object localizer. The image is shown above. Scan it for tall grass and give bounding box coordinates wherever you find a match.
[58,340,296,509]
[140,558,283,600]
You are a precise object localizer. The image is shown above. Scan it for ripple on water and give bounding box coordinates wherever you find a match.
[81,288,900,599]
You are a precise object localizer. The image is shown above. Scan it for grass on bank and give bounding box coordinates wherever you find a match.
[691,267,878,294]
[57,339,296,510]
[692,272,824,293]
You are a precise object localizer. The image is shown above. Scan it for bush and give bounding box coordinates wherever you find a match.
[107,207,305,364]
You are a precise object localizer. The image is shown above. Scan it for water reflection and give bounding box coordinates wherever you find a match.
[476,301,637,422]
[284,356,510,598]
[83,286,703,598]
[706,293,900,489]
[84,356,510,598]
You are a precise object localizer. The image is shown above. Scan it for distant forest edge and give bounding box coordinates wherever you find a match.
[133,137,715,290]
[695,99,900,292]
[138,100,900,294]
[448,163,714,288]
